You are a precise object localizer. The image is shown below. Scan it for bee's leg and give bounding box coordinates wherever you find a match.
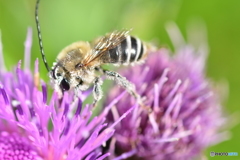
[103,70,139,98]
[73,88,80,104]
[92,77,103,108]
[96,67,138,99]
[102,69,152,113]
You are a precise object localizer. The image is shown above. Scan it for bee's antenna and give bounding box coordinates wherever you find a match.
[35,0,50,72]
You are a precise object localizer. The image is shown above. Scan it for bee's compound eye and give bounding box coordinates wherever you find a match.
[51,68,61,79]
[60,79,70,91]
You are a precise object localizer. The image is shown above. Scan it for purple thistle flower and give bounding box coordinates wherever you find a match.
[104,24,227,160]
[0,28,135,160]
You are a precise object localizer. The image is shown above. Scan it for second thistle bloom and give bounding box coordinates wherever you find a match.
[105,28,226,159]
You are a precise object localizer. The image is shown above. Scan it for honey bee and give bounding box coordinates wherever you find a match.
[35,0,148,107]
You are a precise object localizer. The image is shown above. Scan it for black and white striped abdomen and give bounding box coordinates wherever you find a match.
[105,36,146,65]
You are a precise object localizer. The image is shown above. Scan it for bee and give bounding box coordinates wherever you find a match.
[35,0,148,107]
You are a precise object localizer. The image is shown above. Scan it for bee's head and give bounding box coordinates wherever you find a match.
[51,63,70,92]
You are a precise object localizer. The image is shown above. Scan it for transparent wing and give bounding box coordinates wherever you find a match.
[83,29,130,65]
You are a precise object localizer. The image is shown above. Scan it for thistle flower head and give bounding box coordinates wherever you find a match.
[0,28,134,160]
[105,24,227,160]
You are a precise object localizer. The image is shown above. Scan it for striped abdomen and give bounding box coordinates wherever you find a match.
[102,36,146,64]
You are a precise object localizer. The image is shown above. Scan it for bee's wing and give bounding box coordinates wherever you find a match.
[83,30,130,65]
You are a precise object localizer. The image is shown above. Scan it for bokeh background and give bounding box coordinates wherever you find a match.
[0,0,239,159]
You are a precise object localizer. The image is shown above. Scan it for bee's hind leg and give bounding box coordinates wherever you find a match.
[101,69,152,113]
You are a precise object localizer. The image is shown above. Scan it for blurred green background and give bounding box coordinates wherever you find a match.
[0,0,239,159]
